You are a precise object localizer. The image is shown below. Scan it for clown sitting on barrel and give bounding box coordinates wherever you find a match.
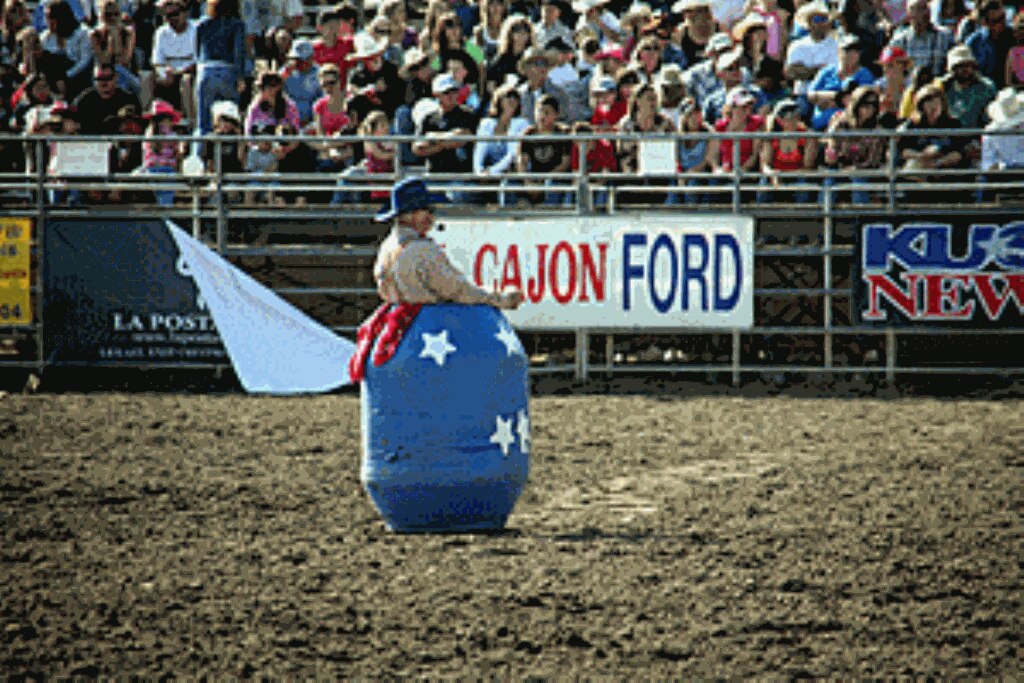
[349,177,531,533]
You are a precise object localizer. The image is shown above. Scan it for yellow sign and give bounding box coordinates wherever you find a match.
[0,218,31,326]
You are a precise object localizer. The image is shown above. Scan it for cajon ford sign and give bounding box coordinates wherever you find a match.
[434,214,755,330]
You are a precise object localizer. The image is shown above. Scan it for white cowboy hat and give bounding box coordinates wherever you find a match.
[572,0,608,13]
[351,32,387,59]
[795,1,831,29]
[671,0,710,12]
[211,100,241,123]
[987,87,1024,125]
[946,44,977,70]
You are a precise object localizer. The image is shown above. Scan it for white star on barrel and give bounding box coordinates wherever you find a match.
[517,409,530,454]
[420,330,457,367]
[489,415,515,457]
[495,323,521,356]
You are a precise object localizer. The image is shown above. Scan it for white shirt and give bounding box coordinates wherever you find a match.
[982,122,1024,171]
[785,34,839,94]
[151,20,198,71]
[549,62,579,88]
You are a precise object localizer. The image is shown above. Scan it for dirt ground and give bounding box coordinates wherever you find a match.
[1,383,1021,677]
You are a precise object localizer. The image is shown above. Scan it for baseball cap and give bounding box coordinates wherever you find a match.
[288,38,315,61]
[432,73,459,94]
[876,46,909,65]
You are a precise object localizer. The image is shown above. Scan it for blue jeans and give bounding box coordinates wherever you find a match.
[146,165,177,205]
[757,175,813,204]
[195,63,239,135]
[821,176,871,205]
[49,189,82,206]
[115,63,141,95]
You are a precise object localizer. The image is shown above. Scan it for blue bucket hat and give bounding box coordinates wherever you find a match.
[374,177,447,222]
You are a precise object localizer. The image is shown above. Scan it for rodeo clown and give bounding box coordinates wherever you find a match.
[349,177,532,534]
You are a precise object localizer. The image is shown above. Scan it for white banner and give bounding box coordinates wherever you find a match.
[435,213,754,330]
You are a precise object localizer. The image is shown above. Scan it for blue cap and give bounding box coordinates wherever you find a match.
[375,177,447,222]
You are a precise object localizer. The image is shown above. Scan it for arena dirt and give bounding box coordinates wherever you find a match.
[1,387,1021,677]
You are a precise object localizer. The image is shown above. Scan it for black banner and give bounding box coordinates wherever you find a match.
[43,220,229,364]
[855,214,1024,327]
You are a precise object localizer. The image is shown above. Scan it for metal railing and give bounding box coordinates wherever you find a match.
[1,127,1022,383]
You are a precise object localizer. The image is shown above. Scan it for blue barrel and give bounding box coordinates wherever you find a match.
[360,304,530,533]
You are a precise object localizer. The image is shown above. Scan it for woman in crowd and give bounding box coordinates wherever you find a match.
[896,83,968,202]
[377,0,418,52]
[733,13,782,79]
[674,98,714,205]
[39,0,91,98]
[194,0,246,136]
[359,110,396,202]
[615,81,676,205]
[1,0,32,74]
[473,83,529,205]
[484,14,532,98]
[474,0,508,63]
[310,63,350,171]
[759,97,817,203]
[90,0,138,94]
[823,85,888,204]
[273,119,316,205]
[630,35,662,85]
[430,10,485,76]
[517,93,572,205]
[245,69,300,135]
[707,87,766,185]
[447,53,481,111]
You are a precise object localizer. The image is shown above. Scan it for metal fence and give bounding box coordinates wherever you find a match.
[1,127,1022,383]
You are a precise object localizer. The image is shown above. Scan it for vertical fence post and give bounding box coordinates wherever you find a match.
[885,328,896,385]
[605,334,614,376]
[215,137,226,253]
[34,138,47,376]
[576,140,590,215]
[731,134,741,214]
[731,329,741,386]
[887,135,898,213]
[823,182,833,375]
[575,328,589,382]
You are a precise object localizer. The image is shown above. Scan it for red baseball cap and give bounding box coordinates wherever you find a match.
[877,46,910,65]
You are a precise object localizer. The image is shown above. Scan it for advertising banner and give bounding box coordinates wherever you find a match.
[0,217,31,326]
[857,216,1024,326]
[43,220,229,364]
[434,214,754,330]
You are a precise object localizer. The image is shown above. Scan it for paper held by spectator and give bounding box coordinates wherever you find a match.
[50,142,111,177]
[638,140,677,176]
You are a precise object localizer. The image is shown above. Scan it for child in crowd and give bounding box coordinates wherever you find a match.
[359,110,396,201]
[142,99,183,206]
[245,122,278,204]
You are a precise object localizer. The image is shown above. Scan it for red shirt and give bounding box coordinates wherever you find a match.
[570,139,617,173]
[714,114,764,170]
[313,36,354,86]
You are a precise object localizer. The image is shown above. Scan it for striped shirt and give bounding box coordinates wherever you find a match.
[888,25,954,78]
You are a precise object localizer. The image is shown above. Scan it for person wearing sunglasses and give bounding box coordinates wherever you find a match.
[807,34,875,130]
[963,0,1013,88]
[785,2,838,98]
[89,0,138,94]
[72,62,141,133]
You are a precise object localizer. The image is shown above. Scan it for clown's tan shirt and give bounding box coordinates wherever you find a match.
[374,225,509,306]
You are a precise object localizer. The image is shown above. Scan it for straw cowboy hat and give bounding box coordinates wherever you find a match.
[986,87,1024,126]
[946,44,977,70]
[517,46,558,75]
[620,2,654,30]
[731,13,767,43]
[399,47,431,78]
[352,32,388,59]
[795,1,831,30]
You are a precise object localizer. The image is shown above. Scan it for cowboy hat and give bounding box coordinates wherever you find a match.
[374,177,447,222]
[795,1,831,30]
[986,87,1024,125]
[571,0,607,13]
[731,13,766,43]
[351,31,387,59]
[946,45,977,70]
[211,100,241,123]
[517,46,558,74]
[671,0,710,12]
[144,98,181,125]
[287,37,315,61]
[399,47,431,78]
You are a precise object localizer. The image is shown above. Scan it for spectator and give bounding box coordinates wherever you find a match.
[1,0,32,73]
[367,15,401,67]
[264,26,292,71]
[753,57,788,109]
[888,0,954,77]
[615,81,676,204]
[674,97,713,205]
[243,0,302,58]
[45,101,84,205]
[707,86,765,178]
[39,0,92,99]
[446,53,481,111]
[785,1,839,104]
[348,32,404,118]
[108,104,143,203]
[281,39,322,126]
[312,9,354,87]
[824,85,887,204]
[574,0,622,48]
[73,62,141,133]
[10,71,52,132]
[837,0,893,67]
[194,0,246,136]
[733,13,782,79]
[203,99,244,178]
[485,14,533,97]
[592,41,627,82]
[672,0,715,67]
[412,73,479,201]
[430,9,485,74]
[655,63,686,126]
[151,0,196,119]
[141,99,183,206]
[358,110,395,201]
[980,87,1024,179]
[1008,11,1024,88]
[475,0,508,61]
[589,72,620,127]
[749,0,790,61]
[535,0,573,53]
[90,0,138,95]
[640,15,687,71]
[703,47,766,123]
[548,35,591,119]
[516,45,577,123]
[517,92,572,205]
[309,63,350,171]
[619,2,653,57]
[759,97,817,203]
[570,120,616,206]
[245,68,299,133]
[680,32,735,113]
[244,121,276,204]
[875,45,913,124]
[631,34,663,85]
[31,0,85,35]
[473,83,529,204]
[932,0,971,33]
[807,35,875,130]
[940,44,997,129]
[964,0,1013,88]
[898,83,968,200]
[377,0,418,53]
[273,120,315,204]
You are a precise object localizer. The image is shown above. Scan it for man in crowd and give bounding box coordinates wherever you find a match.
[516,46,577,123]
[312,8,354,87]
[682,32,736,113]
[703,47,767,122]
[888,0,955,77]
[412,73,479,202]
[534,0,573,50]
[943,45,997,129]
[73,63,141,134]
[150,0,196,119]
[964,0,1013,89]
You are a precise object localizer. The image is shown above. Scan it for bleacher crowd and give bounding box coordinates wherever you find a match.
[0,0,1021,206]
